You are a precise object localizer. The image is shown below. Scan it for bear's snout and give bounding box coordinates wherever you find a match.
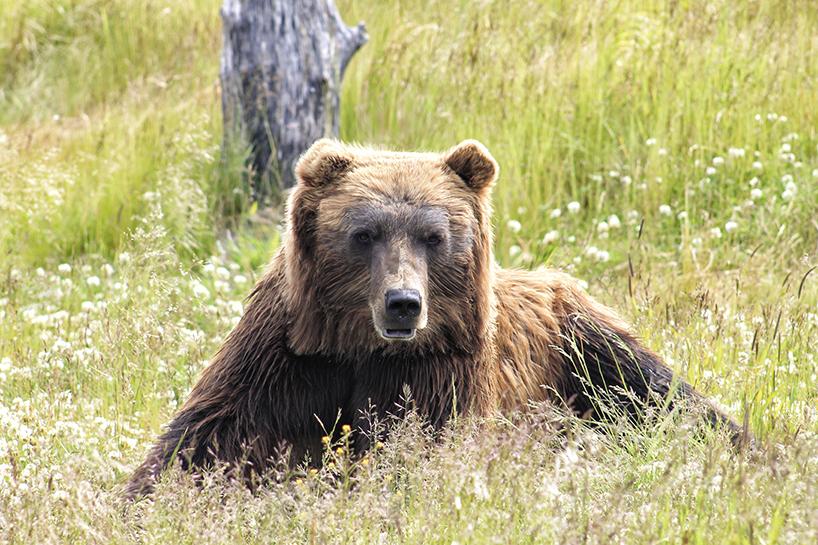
[385,289,422,320]
[377,288,424,340]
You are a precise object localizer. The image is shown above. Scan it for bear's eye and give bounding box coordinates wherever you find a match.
[425,233,443,247]
[353,231,373,245]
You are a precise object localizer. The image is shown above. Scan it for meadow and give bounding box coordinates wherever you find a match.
[0,0,817,543]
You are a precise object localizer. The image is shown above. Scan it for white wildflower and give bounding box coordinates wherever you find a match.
[712,156,725,166]
[621,175,632,186]
[58,263,72,274]
[751,188,763,200]
[214,280,230,292]
[509,245,522,257]
[728,147,745,158]
[706,166,717,176]
[567,201,581,214]
[725,221,738,233]
[561,446,580,466]
[549,208,562,219]
[607,214,621,229]
[86,276,101,287]
[216,266,231,280]
[645,138,657,146]
[472,472,490,500]
[597,221,609,234]
[506,219,522,233]
[233,274,248,285]
[659,204,672,216]
[190,280,210,299]
[658,147,668,156]
[542,480,561,499]
[710,227,723,238]
[542,230,560,244]
[752,161,763,170]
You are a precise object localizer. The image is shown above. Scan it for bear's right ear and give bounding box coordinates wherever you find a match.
[295,138,354,188]
[443,139,499,192]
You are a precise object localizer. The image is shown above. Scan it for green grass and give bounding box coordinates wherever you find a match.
[0,0,816,543]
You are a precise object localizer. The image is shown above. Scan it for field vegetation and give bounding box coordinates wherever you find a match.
[1,0,816,543]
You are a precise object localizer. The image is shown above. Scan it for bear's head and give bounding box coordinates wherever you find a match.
[283,139,498,357]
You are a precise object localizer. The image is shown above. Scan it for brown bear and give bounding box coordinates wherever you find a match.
[125,139,742,498]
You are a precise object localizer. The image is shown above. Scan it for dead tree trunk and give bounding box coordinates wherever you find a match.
[220,0,367,200]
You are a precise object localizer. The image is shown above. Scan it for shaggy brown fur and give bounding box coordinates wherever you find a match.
[125,139,742,499]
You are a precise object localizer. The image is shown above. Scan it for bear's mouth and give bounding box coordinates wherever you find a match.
[381,328,416,340]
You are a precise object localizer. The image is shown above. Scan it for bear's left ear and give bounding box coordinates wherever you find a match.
[443,139,499,192]
[295,138,354,188]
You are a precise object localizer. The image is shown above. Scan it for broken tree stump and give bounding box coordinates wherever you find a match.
[220,0,367,200]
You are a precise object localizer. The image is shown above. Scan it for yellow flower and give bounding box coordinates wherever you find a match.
[321,435,330,444]
[375,441,385,450]
[309,468,318,476]
[335,447,344,456]
[341,424,351,434]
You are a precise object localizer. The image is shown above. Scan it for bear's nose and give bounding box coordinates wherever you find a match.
[385,289,422,321]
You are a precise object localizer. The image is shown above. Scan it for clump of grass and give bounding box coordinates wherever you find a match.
[0,0,251,266]
[0,0,221,124]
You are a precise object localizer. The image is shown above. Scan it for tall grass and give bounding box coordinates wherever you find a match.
[339,0,818,258]
[0,0,816,543]
[0,0,221,124]
[0,0,244,265]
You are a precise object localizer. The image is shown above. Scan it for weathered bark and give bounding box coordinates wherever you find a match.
[220,0,367,199]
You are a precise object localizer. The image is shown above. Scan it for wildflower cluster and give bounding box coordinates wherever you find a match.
[500,113,817,288]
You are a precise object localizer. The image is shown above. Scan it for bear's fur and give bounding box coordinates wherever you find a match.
[125,139,742,498]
